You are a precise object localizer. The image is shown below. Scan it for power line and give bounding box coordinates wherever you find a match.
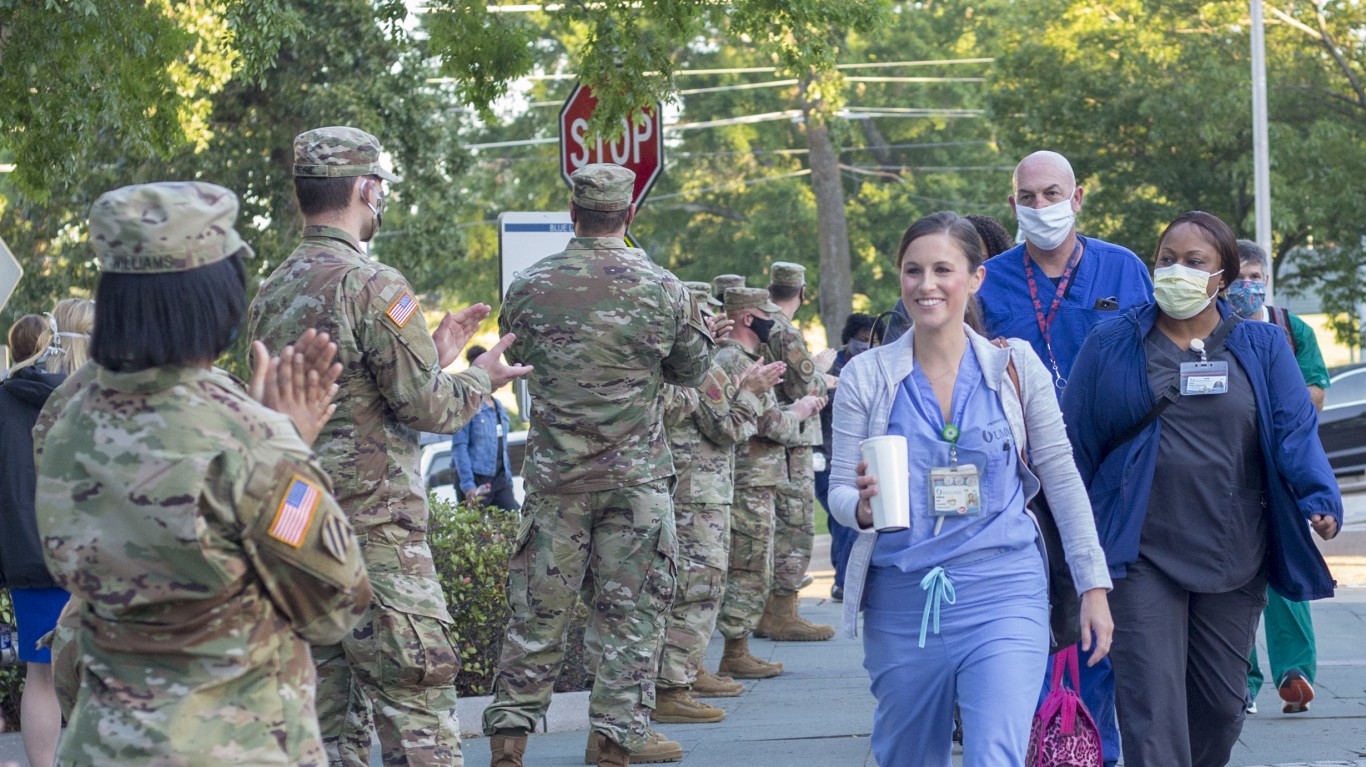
[648,169,812,202]
[426,57,995,84]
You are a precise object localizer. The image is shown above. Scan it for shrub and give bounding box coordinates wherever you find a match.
[0,590,22,730]
[427,495,592,698]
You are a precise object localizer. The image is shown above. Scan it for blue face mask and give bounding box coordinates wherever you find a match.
[1226,279,1266,318]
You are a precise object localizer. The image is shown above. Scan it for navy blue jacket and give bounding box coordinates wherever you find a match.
[0,366,64,589]
[1061,301,1340,601]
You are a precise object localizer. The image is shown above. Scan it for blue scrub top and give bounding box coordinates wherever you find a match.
[978,236,1153,400]
[872,344,1036,572]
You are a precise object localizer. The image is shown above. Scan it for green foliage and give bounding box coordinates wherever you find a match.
[0,589,21,730]
[428,497,519,696]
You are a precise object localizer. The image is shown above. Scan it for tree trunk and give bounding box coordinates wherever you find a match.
[803,107,854,348]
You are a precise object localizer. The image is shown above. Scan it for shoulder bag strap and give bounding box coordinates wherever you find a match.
[992,338,1028,464]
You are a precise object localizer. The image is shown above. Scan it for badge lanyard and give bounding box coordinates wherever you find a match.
[1023,240,1083,389]
[909,362,983,536]
[1179,336,1230,396]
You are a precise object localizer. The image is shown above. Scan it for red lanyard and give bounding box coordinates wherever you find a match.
[1022,240,1083,388]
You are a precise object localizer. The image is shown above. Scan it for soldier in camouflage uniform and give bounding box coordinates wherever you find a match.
[754,262,836,642]
[652,283,785,723]
[711,288,826,680]
[249,127,531,767]
[36,181,373,767]
[482,164,713,767]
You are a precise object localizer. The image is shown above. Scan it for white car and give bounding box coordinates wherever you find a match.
[419,430,528,506]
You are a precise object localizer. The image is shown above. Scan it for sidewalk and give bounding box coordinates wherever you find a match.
[9,535,1366,767]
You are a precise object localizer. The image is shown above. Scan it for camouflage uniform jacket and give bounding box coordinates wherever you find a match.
[766,312,826,447]
[247,225,490,537]
[662,364,764,506]
[36,363,372,767]
[712,340,804,488]
[499,236,712,494]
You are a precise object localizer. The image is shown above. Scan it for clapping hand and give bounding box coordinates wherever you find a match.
[433,304,492,369]
[470,333,534,389]
[249,329,342,445]
[736,361,785,395]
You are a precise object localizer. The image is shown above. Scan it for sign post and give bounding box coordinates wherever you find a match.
[559,83,664,209]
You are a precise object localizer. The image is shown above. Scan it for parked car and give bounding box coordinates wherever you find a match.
[1319,363,1366,476]
[419,430,528,506]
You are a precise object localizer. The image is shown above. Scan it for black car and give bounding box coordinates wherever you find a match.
[1318,363,1366,475]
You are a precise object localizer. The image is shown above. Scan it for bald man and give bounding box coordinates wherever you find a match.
[975,150,1151,767]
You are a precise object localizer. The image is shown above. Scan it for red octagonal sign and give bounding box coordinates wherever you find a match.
[559,83,664,208]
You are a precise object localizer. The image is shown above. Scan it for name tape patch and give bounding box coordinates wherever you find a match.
[269,475,322,548]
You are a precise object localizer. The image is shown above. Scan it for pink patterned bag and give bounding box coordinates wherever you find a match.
[1025,645,1103,767]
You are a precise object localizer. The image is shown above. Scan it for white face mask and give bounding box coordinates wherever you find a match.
[1153,264,1222,320]
[1015,196,1076,251]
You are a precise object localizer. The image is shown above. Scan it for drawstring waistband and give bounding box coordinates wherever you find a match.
[918,566,956,648]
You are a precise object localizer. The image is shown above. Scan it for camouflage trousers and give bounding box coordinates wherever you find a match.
[316,530,463,767]
[771,445,816,595]
[658,502,730,688]
[717,485,776,639]
[481,480,677,752]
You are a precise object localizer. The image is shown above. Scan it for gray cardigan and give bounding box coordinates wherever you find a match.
[828,326,1112,637]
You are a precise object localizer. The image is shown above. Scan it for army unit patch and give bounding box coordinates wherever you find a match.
[320,513,352,563]
[269,475,322,547]
[386,291,419,328]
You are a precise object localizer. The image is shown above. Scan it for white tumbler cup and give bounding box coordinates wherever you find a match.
[860,435,910,532]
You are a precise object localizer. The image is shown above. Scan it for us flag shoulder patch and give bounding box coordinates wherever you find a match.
[269,475,322,548]
[386,291,419,328]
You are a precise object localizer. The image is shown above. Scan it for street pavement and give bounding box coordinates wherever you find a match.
[9,491,1366,766]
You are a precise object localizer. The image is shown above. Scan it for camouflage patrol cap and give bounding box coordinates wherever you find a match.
[293,126,400,182]
[684,281,723,308]
[570,164,635,211]
[724,287,781,315]
[90,182,254,274]
[712,274,745,299]
[770,261,806,287]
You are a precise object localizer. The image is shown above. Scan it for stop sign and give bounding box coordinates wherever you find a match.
[559,83,664,208]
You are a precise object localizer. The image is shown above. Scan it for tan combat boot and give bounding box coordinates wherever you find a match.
[692,668,745,698]
[717,635,783,679]
[583,729,684,765]
[489,732,528,767]
[751,593,781,638]
[765,591,835,641]
[652,686,726,723]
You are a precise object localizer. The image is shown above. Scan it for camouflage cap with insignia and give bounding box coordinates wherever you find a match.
[684,281,723,309]
[712,274,746,299]
[293,126,400,182]
[724,287,781,314]
[90,182,254,274]
[769,261,806,288]
[570,163,636,212]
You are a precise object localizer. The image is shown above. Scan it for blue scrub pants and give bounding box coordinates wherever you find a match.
[814,468,855,589]
[862,545,1048,767]
[1040,648,1118,766]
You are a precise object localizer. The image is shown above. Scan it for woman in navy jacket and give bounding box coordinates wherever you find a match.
[1061,211,1340,767]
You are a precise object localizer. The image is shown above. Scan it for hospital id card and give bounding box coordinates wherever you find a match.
[929,465,982,517]
[1179,360,1229,396]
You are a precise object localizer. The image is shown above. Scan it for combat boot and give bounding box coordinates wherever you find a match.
[652,686,726,723]
[765,591,835,641]
[489,732,528,767]
[692,668,745,697]
[584,729,683,764]
[717,635,783,679]
[751,593,781,638]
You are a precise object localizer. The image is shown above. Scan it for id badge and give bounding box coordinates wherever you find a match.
[928,465,982,517]
[496,423,505,437]
[1180,361,1229,396]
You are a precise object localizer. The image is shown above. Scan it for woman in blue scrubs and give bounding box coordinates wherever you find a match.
[829,211,1114,766]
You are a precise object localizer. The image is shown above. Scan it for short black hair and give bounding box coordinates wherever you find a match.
[92,252,248,372]
[965,214,1014,259]
[466,344,487,364]
[767,284,802,303]
[571,203,630,237]
[841,313,875,345]
[294,176,359,217]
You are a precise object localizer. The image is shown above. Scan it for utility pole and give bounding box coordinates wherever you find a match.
[1251,0,1274,301]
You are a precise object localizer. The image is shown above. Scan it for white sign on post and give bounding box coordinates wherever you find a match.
[0,235,23,315]
[498,212,575,419]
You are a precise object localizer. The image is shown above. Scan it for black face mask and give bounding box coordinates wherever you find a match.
[750,316,775,344]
